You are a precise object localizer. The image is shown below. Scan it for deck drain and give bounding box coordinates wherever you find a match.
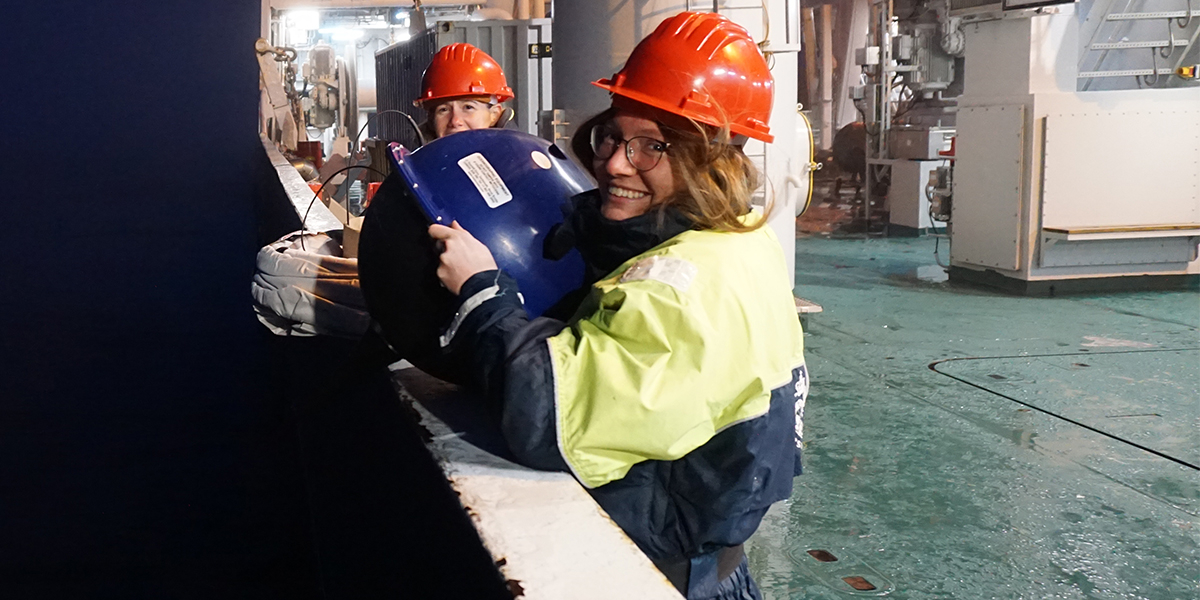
[988,374,1006,380]
[787,546,897,595]
[1072,363,1090,367]
[843,576,877,591]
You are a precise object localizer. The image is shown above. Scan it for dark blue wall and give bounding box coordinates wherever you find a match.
[0,2,319,597]
[1,3,515,598]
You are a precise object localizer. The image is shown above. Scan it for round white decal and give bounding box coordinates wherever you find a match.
[531,150,552,170]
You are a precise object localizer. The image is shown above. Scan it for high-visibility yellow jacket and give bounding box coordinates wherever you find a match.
[445,208,807,564]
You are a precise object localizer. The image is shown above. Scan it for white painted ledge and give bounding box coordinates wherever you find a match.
[389,366,683,600]
[794,296,824,314]
[1042,225,1200,242]
[261,134,343,234]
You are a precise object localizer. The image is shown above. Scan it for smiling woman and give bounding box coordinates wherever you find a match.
[570,101,765,231]
[586,112,677,221]
[424,12,806,600]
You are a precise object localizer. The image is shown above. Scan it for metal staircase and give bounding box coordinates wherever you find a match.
[1078,0,1200,89]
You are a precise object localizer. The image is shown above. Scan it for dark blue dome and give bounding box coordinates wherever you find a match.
[387,129,594,317]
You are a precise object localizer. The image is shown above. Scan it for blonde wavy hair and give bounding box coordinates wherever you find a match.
[571,106,770,233]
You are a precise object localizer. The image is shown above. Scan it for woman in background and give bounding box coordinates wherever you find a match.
[415,43,513,140]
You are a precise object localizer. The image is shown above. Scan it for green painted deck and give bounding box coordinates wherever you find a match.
[747,236,1199,599]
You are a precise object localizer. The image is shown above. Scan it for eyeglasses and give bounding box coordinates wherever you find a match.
[589,126,671,172]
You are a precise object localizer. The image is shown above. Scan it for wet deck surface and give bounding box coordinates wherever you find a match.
[747,236,1199,599]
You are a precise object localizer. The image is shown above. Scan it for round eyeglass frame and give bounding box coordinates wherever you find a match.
[589,126,671,172]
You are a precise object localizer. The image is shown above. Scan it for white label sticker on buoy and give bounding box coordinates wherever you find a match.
[458,153,513,208]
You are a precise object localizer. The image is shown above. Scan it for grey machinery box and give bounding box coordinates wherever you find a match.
[888,127,955,160]
[374,19,552,150]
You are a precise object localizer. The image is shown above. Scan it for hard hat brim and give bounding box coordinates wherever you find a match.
[592,79,774,143]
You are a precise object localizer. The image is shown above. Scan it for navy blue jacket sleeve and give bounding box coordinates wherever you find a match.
[447,270,571,472]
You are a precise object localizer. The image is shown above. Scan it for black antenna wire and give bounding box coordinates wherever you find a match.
[930,349,1200,472]
[355,109,425,150]
[300,164,389,251]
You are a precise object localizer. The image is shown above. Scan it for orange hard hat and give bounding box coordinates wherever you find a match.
[593,12,774,142]
[417,43,514,106]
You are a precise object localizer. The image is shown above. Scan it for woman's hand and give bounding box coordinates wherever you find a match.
[428,221,498,295]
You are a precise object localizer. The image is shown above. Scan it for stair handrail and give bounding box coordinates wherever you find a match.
[1080,0,1140,90]
[1170,7,1200,72]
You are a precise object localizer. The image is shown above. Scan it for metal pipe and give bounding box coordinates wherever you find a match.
[819,5,834,150]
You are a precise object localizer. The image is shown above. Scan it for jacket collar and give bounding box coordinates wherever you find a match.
[547,189,696,284]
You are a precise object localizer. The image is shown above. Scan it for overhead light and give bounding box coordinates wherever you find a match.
[286,27,309,46]
[320,28,365,41]
[287,10,320,31]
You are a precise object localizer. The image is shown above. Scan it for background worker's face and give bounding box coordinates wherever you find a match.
[432,97,503,138]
